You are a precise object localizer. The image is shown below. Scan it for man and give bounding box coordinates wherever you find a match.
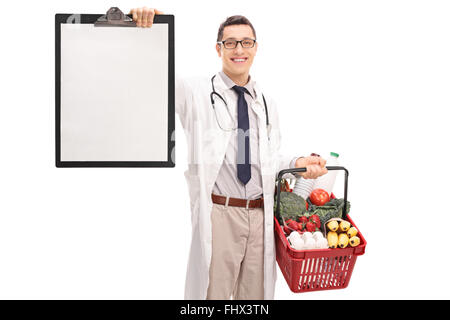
[130,7,327,299]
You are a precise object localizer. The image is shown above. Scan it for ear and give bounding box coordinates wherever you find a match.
[216,43,222,57]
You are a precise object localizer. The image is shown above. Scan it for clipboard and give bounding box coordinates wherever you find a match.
[55,7,175,167]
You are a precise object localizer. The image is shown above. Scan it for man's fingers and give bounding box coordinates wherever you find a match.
[129,9,138,23]
[132,11,138,23]
[147,10,155,28]
[306,156,320,165]
[313,166,327,178]
[136,8,143,27]
[306,156,327,167]
[142,7,150,27]
[129,7,163,27]
[319,157,327,167]
[303,165,314,179]
[311,165,321,179]
[303,165,328,179]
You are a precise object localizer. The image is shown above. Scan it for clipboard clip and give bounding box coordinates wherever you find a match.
[94,7,136,27]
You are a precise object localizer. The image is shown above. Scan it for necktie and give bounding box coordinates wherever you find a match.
[232,85,251,185]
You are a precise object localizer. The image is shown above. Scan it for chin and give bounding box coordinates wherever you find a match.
[226,66,250,76]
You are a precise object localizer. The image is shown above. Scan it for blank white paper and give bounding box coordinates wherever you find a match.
[60,23,169,161]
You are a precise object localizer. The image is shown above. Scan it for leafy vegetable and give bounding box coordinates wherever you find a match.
[308,198,351,228]
[274,191,307,222]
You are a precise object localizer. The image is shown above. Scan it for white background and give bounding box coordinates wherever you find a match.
[0,0,449,300]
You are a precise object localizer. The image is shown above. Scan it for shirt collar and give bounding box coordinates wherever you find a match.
[219,71,255,99]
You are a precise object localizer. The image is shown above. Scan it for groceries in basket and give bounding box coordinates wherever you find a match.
[275,191,351,251]
[326,218,361,249]
[274,165,366,293]
[274,154,352,252]
[275,190,350,232]
[287,230,328,250]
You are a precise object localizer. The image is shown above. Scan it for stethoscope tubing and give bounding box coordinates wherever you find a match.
[210,74,271,137]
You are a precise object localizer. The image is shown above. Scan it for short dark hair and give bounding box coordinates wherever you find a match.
[217,15,257,42]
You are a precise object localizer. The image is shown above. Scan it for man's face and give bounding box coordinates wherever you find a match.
[216,24,258,78]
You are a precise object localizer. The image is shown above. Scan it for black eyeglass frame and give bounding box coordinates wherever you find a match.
[217,38,257,49]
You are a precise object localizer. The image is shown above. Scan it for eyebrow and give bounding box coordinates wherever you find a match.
[222,37,255,41]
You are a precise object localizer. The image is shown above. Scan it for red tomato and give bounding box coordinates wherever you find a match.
[310,189,330,206]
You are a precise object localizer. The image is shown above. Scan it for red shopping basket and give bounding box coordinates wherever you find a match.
[274,166,367,293]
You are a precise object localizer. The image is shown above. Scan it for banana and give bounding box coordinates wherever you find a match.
[347,227,358,238]
[327,231,338,249]
[327,220,339,232]
[339,220,351,233]
[338,233,349,248]
[349,236,360,247]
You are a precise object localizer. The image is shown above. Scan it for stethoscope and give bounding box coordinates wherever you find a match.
[210,75,272,139]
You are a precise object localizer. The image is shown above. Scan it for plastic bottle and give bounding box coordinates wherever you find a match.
[313,152,340,196]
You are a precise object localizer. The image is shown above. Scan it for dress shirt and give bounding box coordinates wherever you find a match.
[212,71,299,200]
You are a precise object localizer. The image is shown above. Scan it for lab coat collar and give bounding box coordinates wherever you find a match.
[213,71,266,109]
[218,71,255,99]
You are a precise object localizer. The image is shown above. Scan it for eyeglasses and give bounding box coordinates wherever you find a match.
[218,38,256,49]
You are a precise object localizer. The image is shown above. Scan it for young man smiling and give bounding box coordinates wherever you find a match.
[129,7,327,300]
[215,21,257,86]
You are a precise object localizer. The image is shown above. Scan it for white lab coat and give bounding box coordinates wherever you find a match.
[176,72,295,300]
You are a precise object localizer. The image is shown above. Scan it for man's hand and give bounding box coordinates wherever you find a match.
[129,7,164,27]
[295,156,328,179]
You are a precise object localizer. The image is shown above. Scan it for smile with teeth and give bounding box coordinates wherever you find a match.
[231,57,247,63]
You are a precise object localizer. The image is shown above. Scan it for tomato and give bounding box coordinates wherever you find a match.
[309,189,330,206]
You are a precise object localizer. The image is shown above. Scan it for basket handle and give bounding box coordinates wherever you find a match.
[275,166,349,220]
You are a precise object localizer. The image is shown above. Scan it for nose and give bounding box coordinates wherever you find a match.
[234,43,244,54]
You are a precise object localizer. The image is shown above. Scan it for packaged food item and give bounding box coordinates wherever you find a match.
[338,233,349,248]
[347,227,358,238]
[327,231,338,248]
[349,236,360,247]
